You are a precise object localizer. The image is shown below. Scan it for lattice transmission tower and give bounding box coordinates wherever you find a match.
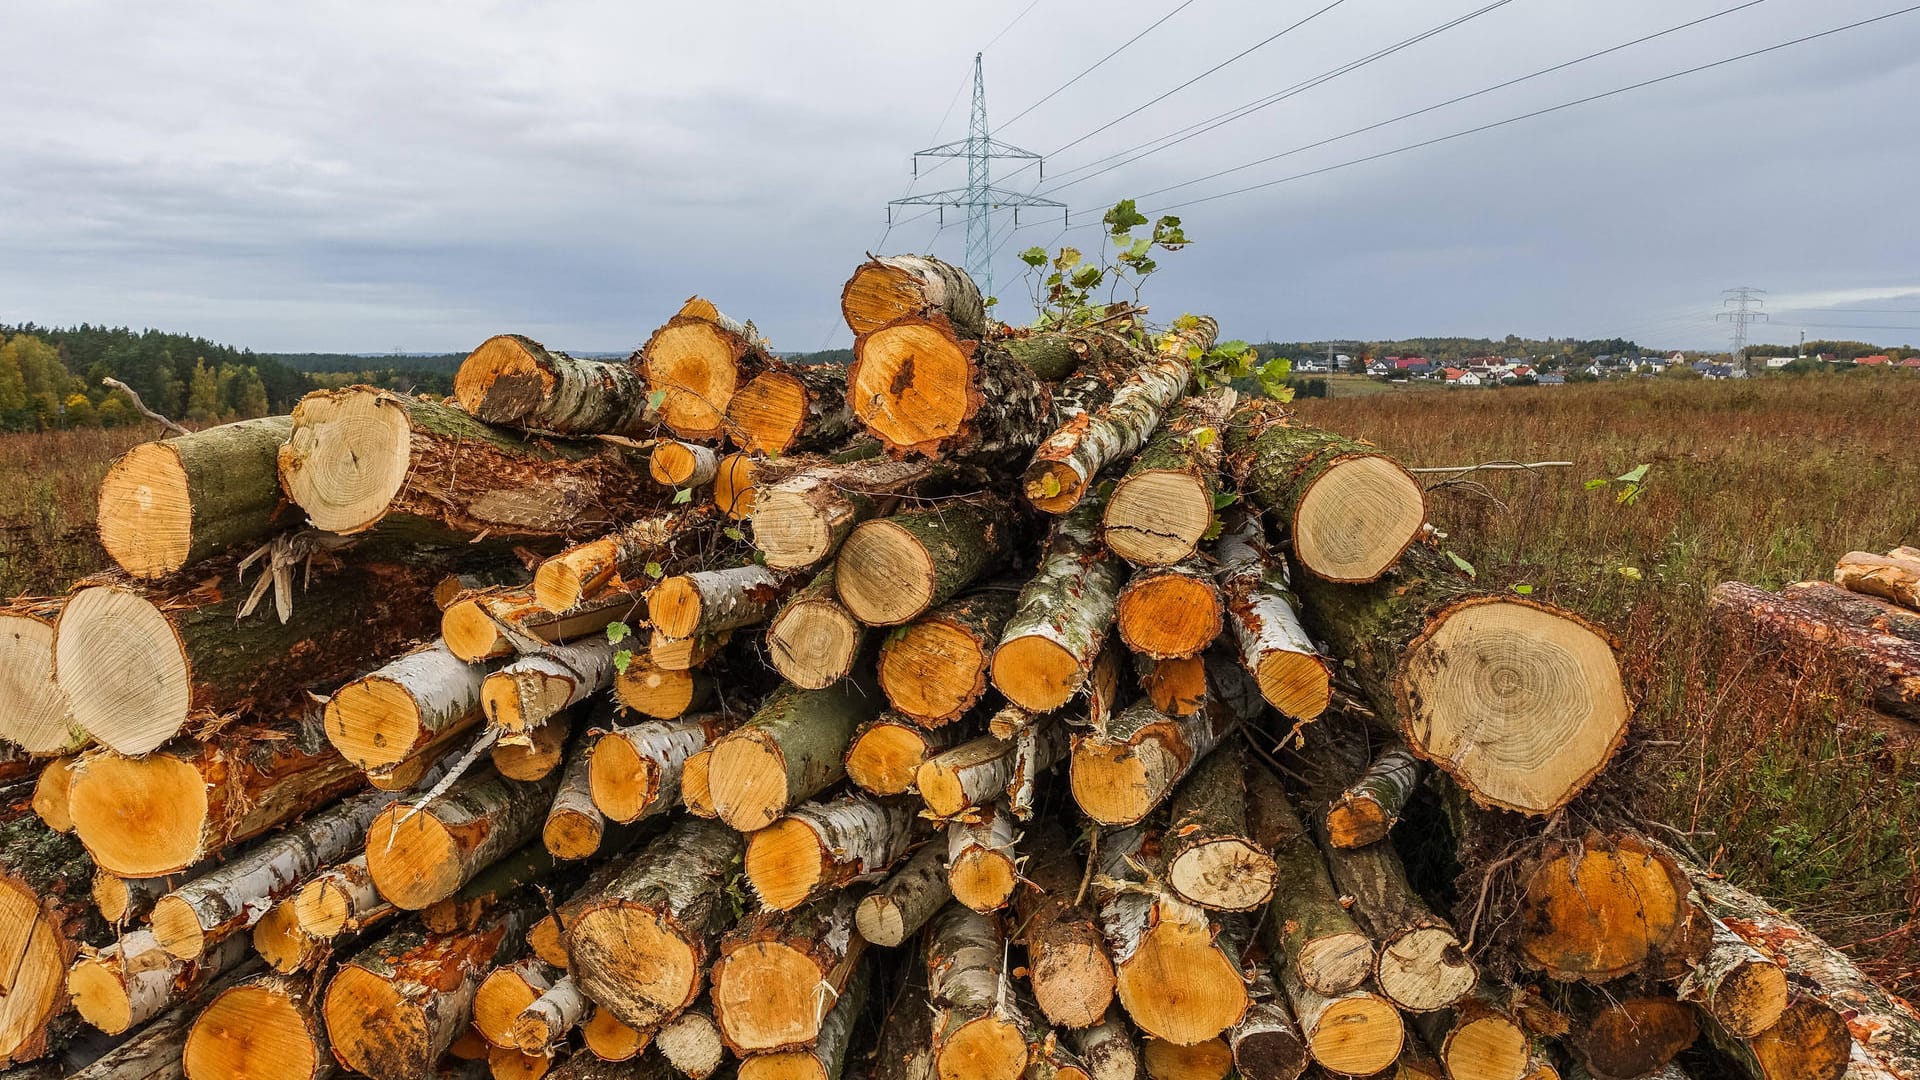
[889,53,1065,302]
[1718,287,1768,370]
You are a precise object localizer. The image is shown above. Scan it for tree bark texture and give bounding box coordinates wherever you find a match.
[1014,820,1116,1030]
[1835,549,1920,611]
[1210,510,1329,720]
[991,490,1127,713]
[743,792,915,911]
[727,361,856,456]
[531,508,715,614]
[96,416,296,581]
[834,494,1015,626]
[708,680,883,832]
[750,454,941,572]
[365,766,561,910]
[855,841,952,948]
[588,713,733,826]
[1710,579,1920,720]
[454,334,658,437]
[1324,743,1419,849]
[1163,742,1278,913]
[917,720,1067,820]
[842,255,987,340]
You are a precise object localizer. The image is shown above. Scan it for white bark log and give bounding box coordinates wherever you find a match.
[655,564,789,637]
[948,801,1020,913]
[855,843,952,947]
[991,492,1127,712]
[293,854,390,939]
[512,974,592,1053]
[486,637,618,741]
[1212,513,1326,719]
[590,713,730,823]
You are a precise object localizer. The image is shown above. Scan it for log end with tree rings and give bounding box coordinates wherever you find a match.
[364,805,466,911]
[184,979,327,1080]
[0,608,77,756]
[769,599,863,692]
[1577,998,1697,1080]
[846,720,935,797]
[836,520,936,626]
[949,844,1017,914]
[1745,998,1852,1080]
[1401,596,1629,815]
[614,662,701,720]
[587,737,665,824]
[1439,1007,1528,1080]
[325,673,427,771]
[752,488,840,570]
[879,620,991,724]
[66,953,136,1035]
[1290,454,1424,583]
[712,941,835,1053]
[94,440,194,580]
[544,802,602,860]
[567,906,700,1031]
[847,319,974,452]
[1144,1037,1233,1080]
[532,556,591,615]
[1710,956,1790,1038]
[729,370,811,456]
[1518,835,1690,981]
[278,387,413,534]
[742,817,829,911]
[1166,838,1278,913]
[991,636,1085,714]
[323,964,444,1080]
[1116,918,1250,1046]
[442,597,512,662]
[1374,927,1477,1015]
[1139,655,1207,716]
[649,576,710,640]
[708,730,794,832]
[66,750,206,877]
[642,317,748,441]
[651,441,713,488]
[53,584,191,757]
[936,1014,1029,1080]
[581,1007,648,1061]
[148,894,210,960]
[1070,735,1182,828]
[453,334,556,422]
[1104,473,1214,568]
[1252,649,1331,722]
[1116,571,1222,660]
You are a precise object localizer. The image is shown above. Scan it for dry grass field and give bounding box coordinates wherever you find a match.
[3,374,1916,988]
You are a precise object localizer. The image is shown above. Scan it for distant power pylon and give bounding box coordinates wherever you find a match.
[889,53,1065,302]
[1718,287,1768,370]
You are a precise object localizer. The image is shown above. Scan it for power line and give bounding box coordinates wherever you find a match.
[1144,4,1920,213]
[1781,308,1920,314]
[1123,0,1770,204]
[983,0,1045,53]
[1718,287,1768,366]
[1000,0,1202,129]
[1774,321,1920,331]
[1036,0,1522,195]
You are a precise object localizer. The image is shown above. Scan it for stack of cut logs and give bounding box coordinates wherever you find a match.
[3,256,1917,1080]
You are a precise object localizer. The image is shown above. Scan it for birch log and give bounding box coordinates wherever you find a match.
[1210,510,1330,720]
[991,490,1127,713]
[454,334,658,437]
[743,792,916,910]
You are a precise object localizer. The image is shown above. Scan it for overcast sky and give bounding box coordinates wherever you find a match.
[4,0,1917,354]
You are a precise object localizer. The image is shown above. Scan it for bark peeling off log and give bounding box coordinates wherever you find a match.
[1210,511,1329,720]
[992,490,1127,714]
[744,792,916,910]
[1710,579,1920,721]
[455,334,658,437]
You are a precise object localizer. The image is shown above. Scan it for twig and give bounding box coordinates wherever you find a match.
[101,377,188,437]
[1407,460,1573,476]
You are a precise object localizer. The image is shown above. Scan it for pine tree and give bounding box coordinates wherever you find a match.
[185,358,221,422]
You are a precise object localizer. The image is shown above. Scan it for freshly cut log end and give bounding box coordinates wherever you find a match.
[878,590,1017,724]
[1144,1038,1232,1080]
[1291,455,1425,583]
[1434,1004,1528,1080]
[183,974,329,1080]
[1166,838,1275,915]
[1401,596,1629,815]
[327,641,484,771]
[365,770,559,911]
[657,1009,727,1079]
[1139,655,1208,717]
[0,606,80,755]
[856,843,951,948]
[1103,473,1213,568]
[452,334,657,438]
[1739,998,1853,1080]
[846,318,978,452]
[709,682,878,832]
[947,805,1019,914]
[1325,746,1419,849]
[1115,915,1250,1047]
[586,716,726,825]
[495,715,571,780]
[681,748,718,818]
[745,795,915,912]
[33,756,76,833]
[475,959,556,1049]
[1577,997,1697,1080]
[768,571,866,691]
[994,636,1091,714]
[1680,918,1789,1038]
[1518,835,1690,982]
[651,440,720,488]
[846,716,943,797]
[835,498,1010,627]
[581,1007,649,1061]
[992,492,1125,713]
[641,313,759,442]
[96,416,294,580]
[277,387,418,533]
[1116,568,1223,661]
[63,749,205,879]
[52,584,191,756]
[613,659,707,720]
[716,452,757,520]
[842,254,987,340]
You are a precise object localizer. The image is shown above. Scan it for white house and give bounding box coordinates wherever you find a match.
[1763,357,1795,369]
[1455,371,1483,387]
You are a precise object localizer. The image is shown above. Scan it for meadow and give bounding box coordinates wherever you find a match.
[3,374,1916,989]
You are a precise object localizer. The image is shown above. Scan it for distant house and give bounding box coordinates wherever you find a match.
[1441,367,1466,382]
[1762,357,1795,369]
[1857,354,1892,366]
[1900,358,1920,369]
[1393,357,1428,370]
[1669,351,1687,365]
[1367,361,1393,376]
[1455,371,1483,387]
[1537,373,1566,385]
[1403,362,1435,377]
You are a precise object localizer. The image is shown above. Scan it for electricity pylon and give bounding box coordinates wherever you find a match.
[1718,287,1768,370]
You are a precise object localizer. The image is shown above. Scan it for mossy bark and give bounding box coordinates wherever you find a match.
[454,334,658,437]
[97,415,295,579]
[709,679,883,831]
[1324,743,1420,849]
[835,494,1015,626]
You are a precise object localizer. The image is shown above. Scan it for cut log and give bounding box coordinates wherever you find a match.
[546,743,606,860]
[879,589,1020,725]
[511,975,593,1054]
[856,842,952,947]
[1835,549,1920,610]
[1102,389,1235,567]
[734,959,869,1080]
[727,362,855,456]
[1783,579,1920,643]
[445,585,645,663]
[588,713,733,825]
[567,817,744,1030]
[1,807,103,1067]
[1136,655,1207,718]
[1096,828,1250,1046]
[835,495,1014,626]
[476,957,560,1048]
[919,721,1067,820]
[751,454,939,572]
[680,747,718,819]
[366,767,561,910]
[654,1005,725,1078]
[716,452,758,520]
[488,1044,553,1080]
[1223,404,1425,584]
[280,386,652,538]
[1515,833,1693,982]
[1260,778,1374,996]
[651,440,722,489]
[68,722,365,878]
[1291,543,1630,814]
[247,896,319,974]
[1022,315,1217,514]
[991,490,1127,713]
[1324,743,1419,849]
[1412,993,1526,1080]
[576,1012,652,1066]
[182,970,331,1080]
[532,509,714,614]
[1572,996,1696,1080]
[745,792,916,910]
[326,639,491,773]
[767,567,869,690]
[947,800,1019,913]
[649,629,730,672]
[493,710,572,781]
[292,854,391,939]
[1210,511,1329,719]
[1069,663,1261,827]
[846,713,965,797]
[639,302,770,442]
[55,559,443,756]
[32,754,75,832]
[483,638,618,740]
[455,335,658,437]
[846,316,1052,465]
[842,255,987,340]
[1676,915,1789,1038]
[1142,1038,1229,1080]
[64,959,259,1080]
[0,601,82,754]
[613,657,713,720]
[1013,820,1115,1030]
[1073,1009,1143,1080]
[96,415,295,580]
[1707,997,1853,1080]
[527,861,622,970]
[1689,865,1920,1077]
[149,782,406,959]
[708,680,882,832]
[1710,579,1920,720]
[1163,743,1278,912]
[650,564,793,639]
[1227,965,1307,1080]
[710,893,865,1054]
[94,865,203,927]
[322,893,540,1080]
[69,930,250,1036]
[927,904,1030,1080]
[1115,563,1224,661]
[874,974,938,1080]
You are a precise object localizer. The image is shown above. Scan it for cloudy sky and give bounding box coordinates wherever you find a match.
[4,0,1917,354]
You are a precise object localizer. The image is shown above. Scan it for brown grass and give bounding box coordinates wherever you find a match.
[0,424,161,597]
[1300,375,1920,989]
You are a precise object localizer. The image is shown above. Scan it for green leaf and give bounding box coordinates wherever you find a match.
[1103,199,1147,236]
[1192,427,1216,449]
[644,561,664,579]
[672,487,693,504]
[1211,490,1238,510]
[1446,551,1477,578]
[1510,583,1535,595]
[1054,247,1083,271]
[1201,518,1225,541]
[612,648,633,674]
[1584,478,1609,490]
[1616,464,1650,484]
[1069,265,1102,290]
[1019,246,1048,268]
[605,621,632,644]
[722,526,744,542]
[1618,566,1643,581]
[647,389,668,410]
